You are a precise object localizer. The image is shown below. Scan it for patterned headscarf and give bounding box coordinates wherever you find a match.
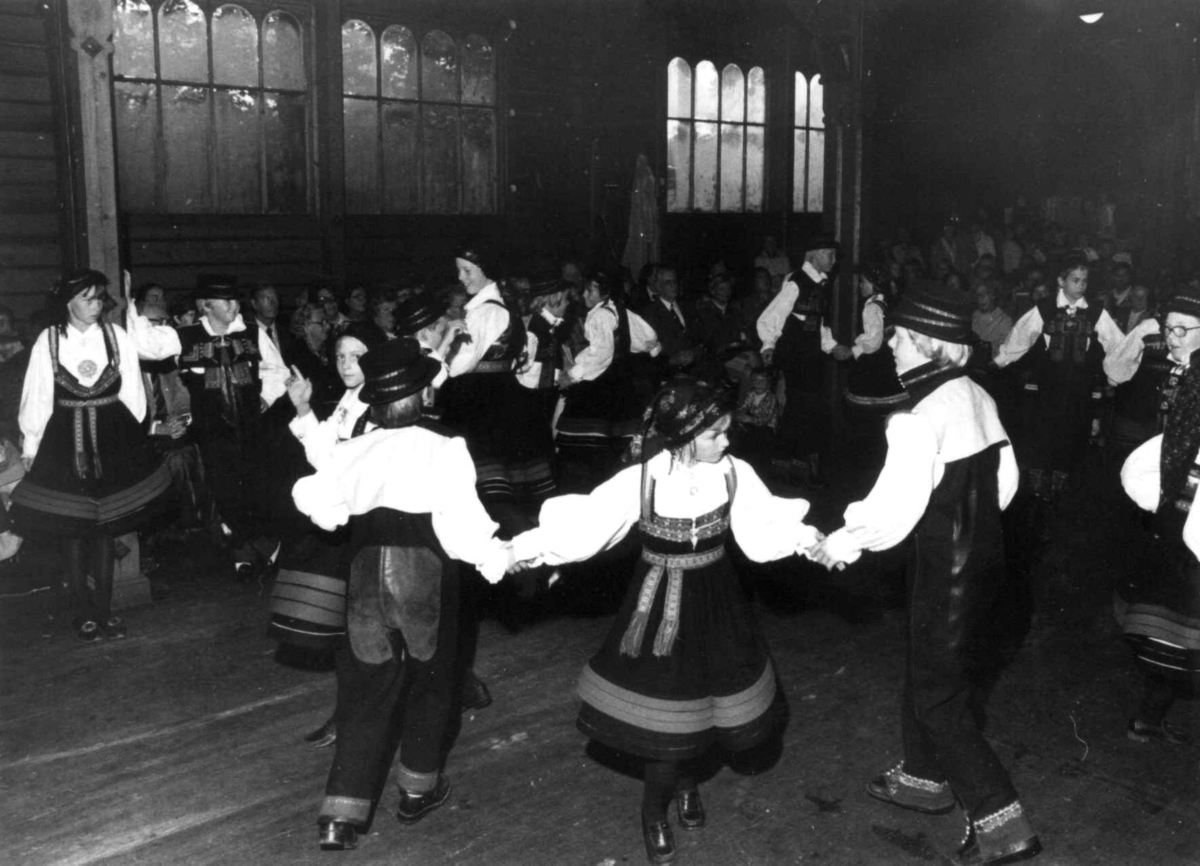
[624,376,731,463]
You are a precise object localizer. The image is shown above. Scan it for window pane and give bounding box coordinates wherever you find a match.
[114,81,157,211]
[342,20,376,96]
[382,102,418,212]
[745,124,764,212]
[794,71,808,128]
[381,25,416,100]
[720,64,743,122]
[264,91,307,213]
[421,30,458,103]
[719,123,743,212]
[422,105,459,213]
[807,129,825,212]
[810,74,825,129]
[213,5,257,87]
[694,60,718,120]
[747,67,765,123]
[263,11,305,91]
[461,107,494,213]
[214,89,260,211]
[667,57,691,119]
[114,0,155,79]
[159,0,208,83]
[162,85,210,211]
[693,120,717,211]
[343,97,379,213]
[666,119,691,212]
[792,128,807,212]
[462,35,494,105]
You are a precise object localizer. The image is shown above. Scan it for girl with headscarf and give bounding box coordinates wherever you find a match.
[510,377,823,864]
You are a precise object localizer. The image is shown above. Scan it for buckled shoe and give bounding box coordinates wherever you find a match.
[866,761,956,814]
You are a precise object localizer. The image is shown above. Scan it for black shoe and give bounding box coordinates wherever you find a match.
[99,616,127,640]
[460,672,493,712]
[956,824,1042,865]
[1127,718,1192,746]
[305,715,338,748]
[317,818,358,851]
[641,813,676,864]
[675,788,706,830]
[73,617,99,642]
[396,774,451,825]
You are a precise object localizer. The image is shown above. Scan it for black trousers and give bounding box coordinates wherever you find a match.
[321,569,461,825]
[899,537,1018,818]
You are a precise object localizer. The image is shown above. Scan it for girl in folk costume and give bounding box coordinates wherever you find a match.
[292,338,513,851]
[438,241,554,533]
[844,261,906,411]
[556,268,642,472]
[516,277,573,436]
[10,270,173,641]
[1116,292,1200,747]
[511,378,823,864]
[993,251,1123,505]
[268,322,387,748]
[1103,293,1179,453]
[814,283,1039,866]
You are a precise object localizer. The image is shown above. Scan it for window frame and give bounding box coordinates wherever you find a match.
[339,13,499,216]
[791,69,825,215]
[665,56,767,215]
[110,0,317,215]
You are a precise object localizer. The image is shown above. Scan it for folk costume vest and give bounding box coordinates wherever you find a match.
[177,320,262,441]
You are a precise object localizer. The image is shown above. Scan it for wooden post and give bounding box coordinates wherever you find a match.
[63,0,120,285]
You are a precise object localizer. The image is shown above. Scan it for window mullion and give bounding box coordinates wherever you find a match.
[376,34,384,214]
[257,14,267,214]
[152,6,165,212]
[688,63,696,211]
[206,7,217,213]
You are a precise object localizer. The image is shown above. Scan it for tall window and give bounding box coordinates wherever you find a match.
[342,21,495,215]
[112,0,310,214]
[666,58,765,213]
[793,72,825,213]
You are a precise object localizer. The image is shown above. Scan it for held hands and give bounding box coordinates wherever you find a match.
[831,345,854,362]
[760,348,774,365]
[808,538,847,572]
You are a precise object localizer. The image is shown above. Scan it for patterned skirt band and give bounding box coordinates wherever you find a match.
[620,546,726,659]
[58,394,121,480]
[640,508,730,545]
[472,360,515,374]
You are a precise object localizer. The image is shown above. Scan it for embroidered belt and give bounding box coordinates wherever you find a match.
[58,393,120,480]
[640,515,729,545]
[473,359,515,374]
[619,546,725,659]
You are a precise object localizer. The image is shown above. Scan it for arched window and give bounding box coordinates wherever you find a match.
[666,58,765,213]
[793,72,825,213]
[112,1,310,214]
[342,21,496,215]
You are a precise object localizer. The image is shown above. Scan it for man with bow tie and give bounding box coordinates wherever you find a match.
[994,251,1124,505]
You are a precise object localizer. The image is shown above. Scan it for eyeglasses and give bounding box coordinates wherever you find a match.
[1164,325,1200,338]
[307,319,329,328]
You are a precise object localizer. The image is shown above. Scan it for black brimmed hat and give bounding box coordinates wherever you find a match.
[195,273,239,301]
[890,279,975,345]
[393,294,448,337]
[52,269,109,304]
[1165,292,1200,320]
[528,275,569,298]
[804,233,840,253]
[340,320,389,352]
[357,337,441,406]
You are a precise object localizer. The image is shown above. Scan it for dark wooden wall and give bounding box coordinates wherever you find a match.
[0,0,69,322]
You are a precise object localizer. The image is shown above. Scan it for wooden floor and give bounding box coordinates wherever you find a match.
[2,459,1198,865]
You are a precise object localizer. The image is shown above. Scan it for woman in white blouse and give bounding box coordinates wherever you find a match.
[10,270,172,641]
[511,377,822,865]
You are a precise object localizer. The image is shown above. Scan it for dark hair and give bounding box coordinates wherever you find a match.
[584,267,616,299]
[1057,250,1091,279]
[135,282,165,305]
[368,393,423,428]
[51,269,110,332]
[455,240,498,279]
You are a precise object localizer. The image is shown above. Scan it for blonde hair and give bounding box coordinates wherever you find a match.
[528,290,567,315]
[907,328,972,368]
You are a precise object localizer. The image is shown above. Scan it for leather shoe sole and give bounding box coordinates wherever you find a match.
[956,834,1042,865]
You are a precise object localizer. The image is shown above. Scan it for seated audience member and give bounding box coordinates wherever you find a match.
[971,278,1015,363]
[732,366,779,465]
[1123,284,1155,333]
[315,284,350,336]
[1105,261,1135,322]
[0,305,23,363]
[250,283,293,364]
[344,285,369,324]
[754,235,792,292]
[638,264,699,370]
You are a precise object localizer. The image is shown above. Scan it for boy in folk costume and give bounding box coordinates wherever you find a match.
[291,338,513,850]
[814,283,1040,866]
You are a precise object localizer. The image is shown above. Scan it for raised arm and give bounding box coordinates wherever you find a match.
[728,456,822,561]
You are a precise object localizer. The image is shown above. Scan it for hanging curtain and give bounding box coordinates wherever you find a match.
[622,153,659,278]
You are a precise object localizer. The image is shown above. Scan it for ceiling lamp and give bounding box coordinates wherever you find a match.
[1079,12,1104,24]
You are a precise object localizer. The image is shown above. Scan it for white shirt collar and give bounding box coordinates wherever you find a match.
[539,308,562,326]
[801,261,827,283]
[202,313,247,336]
[1056,289,1087,310]
[464,282,500,311]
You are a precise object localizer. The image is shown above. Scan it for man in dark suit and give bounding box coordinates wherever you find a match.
[251,282,297,366]
[638,265,699,372]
